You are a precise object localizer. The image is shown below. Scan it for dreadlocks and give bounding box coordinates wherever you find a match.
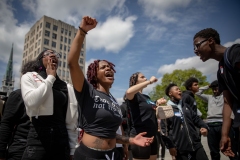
[129,72,140,87]
[87,60,116,89]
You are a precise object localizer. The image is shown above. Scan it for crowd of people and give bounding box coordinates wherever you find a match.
[0,16,239,160]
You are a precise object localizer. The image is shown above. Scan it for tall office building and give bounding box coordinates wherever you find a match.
[22,15,86,83]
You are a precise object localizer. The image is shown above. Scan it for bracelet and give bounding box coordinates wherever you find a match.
[79,27,87,34]
[149,80,152,84]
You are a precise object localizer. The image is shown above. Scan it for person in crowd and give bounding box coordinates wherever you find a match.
[67,16,154,160]
[20,50,78,160]
[196,80,238,160]
[182,77,199,114]
[125,72,166,160]
[156,119,165,160]
[193,28,240,158]
[161,83,209,160]
[120,95,133,160]
[0,89,30,160]
[116,126,129,160]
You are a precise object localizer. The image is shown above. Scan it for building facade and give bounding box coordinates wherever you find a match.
[0,44,15,97]
[22,15,86,83]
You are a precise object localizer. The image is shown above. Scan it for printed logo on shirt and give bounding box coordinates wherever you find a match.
[93,95,122,117]
[146,99,157,109]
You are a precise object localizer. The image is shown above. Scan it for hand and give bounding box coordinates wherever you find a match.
[123,145,129,160]
[156,97,167,106]
[149,76,158,84]
[169,148,177,156]
[69,155,73,160]
[220,136,235,157]
[130,132,154,147]
[200,128,208,136]
[80,16,98,33]
[46,57,56,77]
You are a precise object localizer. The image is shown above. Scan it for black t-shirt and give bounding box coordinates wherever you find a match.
[74,79,122,138]
[217,44,240,127]
[128,93,158,137]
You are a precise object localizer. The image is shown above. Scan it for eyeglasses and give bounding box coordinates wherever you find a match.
[194,39,208,51]
[43,51,60,59]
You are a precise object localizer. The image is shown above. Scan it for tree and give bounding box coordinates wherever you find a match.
[149,68,212,119]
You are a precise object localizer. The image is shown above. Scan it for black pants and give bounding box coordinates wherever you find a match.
[21,125,70,160]
[74,142,122,160]
[176,147,208,160]
[131,135,158,159]
[156,132,165,159]
[207,123,238,160]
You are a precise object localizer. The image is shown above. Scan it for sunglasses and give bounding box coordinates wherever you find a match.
[43,51,60,59]
[194,39,208,51]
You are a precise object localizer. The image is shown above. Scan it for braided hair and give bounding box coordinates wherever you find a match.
[87,60,116,89]
[129,72,140,87]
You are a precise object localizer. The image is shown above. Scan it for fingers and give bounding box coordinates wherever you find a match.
[139,132,147,136]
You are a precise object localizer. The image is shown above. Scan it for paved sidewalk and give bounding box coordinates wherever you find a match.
[161,136,229,160]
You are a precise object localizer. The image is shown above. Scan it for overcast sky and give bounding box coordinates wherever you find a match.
[0,0,239,103]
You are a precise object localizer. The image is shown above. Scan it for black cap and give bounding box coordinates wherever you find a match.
[209,80,218,88]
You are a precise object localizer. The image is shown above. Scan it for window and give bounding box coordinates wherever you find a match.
[68,46,70,52]
[46,22,51,28]
[59,52,62,58]
[65,29,67,35]
[45,30,50,37]
[37,26,39,32]
[62,70,65,77]
[64,53,66,59]
[58,69,61,76]
[69,31,71,36]
[38,39,41,46]
[38,48,40,54]
[34,51,37,57]
[44,39,49,45]
[64,37,67,43]
[52,41,56,48]
[63,62,66,67]
[39,31,41,36]
[79,58,84,64]
[52,33,57,39]
[40,23,42,28]
[64,45,66,51]
[36,34,38,40]
[53,25,58,31]
[68,39,71,44]
[61,28,64,34]
[60,44,63,50]
[80,51,84,56]
[61,36,63,42]
[67,71,69,77]
[58,61,62,67]
[35,43,37,48]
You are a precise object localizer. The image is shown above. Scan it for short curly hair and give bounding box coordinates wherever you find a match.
[165,83,177,97]
[193,28,220,44]
[184,77,198,90]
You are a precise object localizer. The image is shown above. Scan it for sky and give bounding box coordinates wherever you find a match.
[0,0,239,104]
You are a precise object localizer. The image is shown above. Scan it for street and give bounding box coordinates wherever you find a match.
[162,136,229,160]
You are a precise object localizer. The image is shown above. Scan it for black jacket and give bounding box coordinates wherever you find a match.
[0,89,30,159]
[181,90,197,114]
[160,100,208,153]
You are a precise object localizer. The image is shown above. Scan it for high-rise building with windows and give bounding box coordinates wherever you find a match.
[22,15,86,83]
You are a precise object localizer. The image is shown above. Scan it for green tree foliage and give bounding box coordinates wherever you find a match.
[149,68,212,119]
